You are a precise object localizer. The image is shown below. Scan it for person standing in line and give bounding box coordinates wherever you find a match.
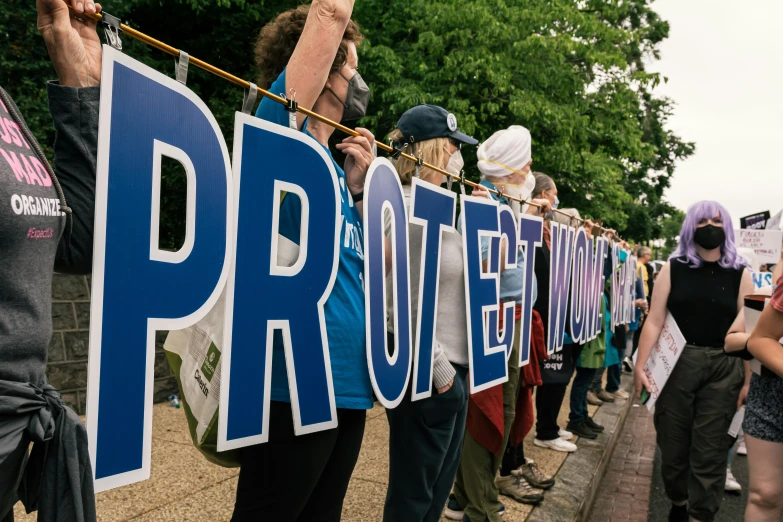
[566,221,611,440]
[741,274,783,521]
[628,246,654,360]
[446,126,552,522]
[635,200,752,522]
[381,104,478,522]
[234,2,376,519]
[1,1,104,519]
[531,196,581,454]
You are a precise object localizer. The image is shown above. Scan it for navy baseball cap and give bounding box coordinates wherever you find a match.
[395,104,478,146]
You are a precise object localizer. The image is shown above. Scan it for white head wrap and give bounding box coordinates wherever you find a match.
[477,125,532,179]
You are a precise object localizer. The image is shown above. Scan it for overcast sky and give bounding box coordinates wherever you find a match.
[651,0,783,228]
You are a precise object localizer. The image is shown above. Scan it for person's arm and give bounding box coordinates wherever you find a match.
[747,300,783,378]
[725,270,754,354]
[633,261,671,397]
[286,0,354,130]
[37,0,103,273]
[725,309,749,353]
[773,259,783,282]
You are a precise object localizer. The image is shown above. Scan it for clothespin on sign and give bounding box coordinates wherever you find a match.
[100,12,123,50]
[390,141,408,160]
[175,51,189,85]
[414,151,424,179]
[242,83,258,115]
[459,170,467,196]
[282,89,298,130]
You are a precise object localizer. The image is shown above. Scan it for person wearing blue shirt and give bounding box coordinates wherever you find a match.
[232,2,375,520]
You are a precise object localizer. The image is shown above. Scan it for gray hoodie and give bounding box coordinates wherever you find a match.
[0,83,98,386]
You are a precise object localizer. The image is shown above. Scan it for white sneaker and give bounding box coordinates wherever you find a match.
[558,428,574,440]
[737,432,747,456]
[534,437,577,453]
[725,468,741,491]
[610,389,630,400]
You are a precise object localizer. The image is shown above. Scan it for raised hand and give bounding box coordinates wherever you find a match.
[37,0,103,87]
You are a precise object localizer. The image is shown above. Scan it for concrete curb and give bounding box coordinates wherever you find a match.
[526,373,636,522]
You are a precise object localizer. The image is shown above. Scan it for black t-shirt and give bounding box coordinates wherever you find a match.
[667,258,744,348]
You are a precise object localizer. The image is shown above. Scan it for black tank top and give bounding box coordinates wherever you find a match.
[667,258,744,347]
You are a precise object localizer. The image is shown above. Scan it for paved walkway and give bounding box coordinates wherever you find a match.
[13,383,603,521]
[588,399,756,522]
[587,401,656,522]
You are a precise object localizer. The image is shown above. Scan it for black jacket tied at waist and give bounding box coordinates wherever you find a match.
[0,380,96,521]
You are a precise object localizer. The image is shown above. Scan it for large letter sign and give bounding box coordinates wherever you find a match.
[408,178,457,400]
[218,113,341,451]
[547,223,576,354]
[462,196,507,392]
[487,206,518,363]
[517,214,543,366]
[363,158,412,408]
[87,46,232,491]
[569,227,590,343]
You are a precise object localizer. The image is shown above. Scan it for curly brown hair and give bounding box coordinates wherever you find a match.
[254,5,363,89]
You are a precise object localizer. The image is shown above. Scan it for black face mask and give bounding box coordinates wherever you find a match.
[328,71,370,123]
[693,224,725,250]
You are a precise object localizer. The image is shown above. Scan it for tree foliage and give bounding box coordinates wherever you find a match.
[2,0,693,246]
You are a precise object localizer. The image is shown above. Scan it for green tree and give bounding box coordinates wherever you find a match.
[2,0,693,246]
[353,0,694,239]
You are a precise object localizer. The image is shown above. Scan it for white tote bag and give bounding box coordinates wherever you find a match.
[164,234,300,466]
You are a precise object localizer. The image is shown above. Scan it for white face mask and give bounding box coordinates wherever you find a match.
[445,149,464,175]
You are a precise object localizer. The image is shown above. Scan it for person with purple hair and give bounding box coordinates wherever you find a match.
[634,200,753,522]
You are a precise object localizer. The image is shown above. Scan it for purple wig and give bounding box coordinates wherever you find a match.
[669,200,745,269]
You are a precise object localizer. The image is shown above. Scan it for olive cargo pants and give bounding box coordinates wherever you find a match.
[653,346,743,522]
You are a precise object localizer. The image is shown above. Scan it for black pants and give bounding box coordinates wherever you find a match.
[535,382,568,441]
[384,366,468,522]
[232,401,366,521]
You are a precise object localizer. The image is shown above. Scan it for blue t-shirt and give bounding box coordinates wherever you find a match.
[256,70,372,410]
[478,179,538,305]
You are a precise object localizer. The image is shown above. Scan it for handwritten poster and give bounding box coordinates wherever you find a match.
[633,312,686,411]
[735,229,783,265]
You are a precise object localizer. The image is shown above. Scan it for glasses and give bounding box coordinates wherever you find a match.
[448,138,462,150]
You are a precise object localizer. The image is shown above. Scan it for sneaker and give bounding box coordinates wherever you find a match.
[495,472,544,505]
[725,468,741,492]
[584,416,605,432]
[587,391,604,405]
[518,458,555,489]
[737,432,747,456]
[534,437,578,453]
[444,495,464,520]
[558,428,574,441]
[566,420,598,439]
[668,503,688,522]
[623,356,634,373]
[597,390,616,403]
[447,497,504,521]
[460,504,504,522]
[610,389,630,400]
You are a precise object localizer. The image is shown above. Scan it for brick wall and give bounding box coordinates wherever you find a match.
[48,273,178,415]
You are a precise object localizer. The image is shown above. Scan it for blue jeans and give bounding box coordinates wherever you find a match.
[569,366,596,424]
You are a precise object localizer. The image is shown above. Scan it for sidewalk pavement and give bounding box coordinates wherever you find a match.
[587,400,656,522]
[13,385,602,521]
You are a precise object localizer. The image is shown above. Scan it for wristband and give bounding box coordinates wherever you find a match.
[352,191,364,203]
